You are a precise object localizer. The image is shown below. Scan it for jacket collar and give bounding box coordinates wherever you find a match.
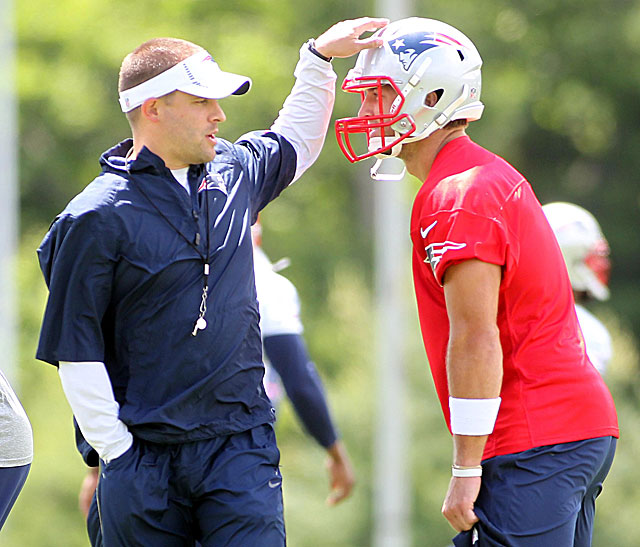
[99,139,207,185]
[100,139,168,175]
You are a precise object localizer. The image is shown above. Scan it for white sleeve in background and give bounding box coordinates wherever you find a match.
[58,361,133,463]
[271,42,337,183]
[575,304,613,375]
[253,247,304,337]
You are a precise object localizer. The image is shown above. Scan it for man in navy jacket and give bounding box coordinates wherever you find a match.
[37,18,386,546]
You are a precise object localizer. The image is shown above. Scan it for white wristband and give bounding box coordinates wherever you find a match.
[449,396,501,436]
[452,465,482,478]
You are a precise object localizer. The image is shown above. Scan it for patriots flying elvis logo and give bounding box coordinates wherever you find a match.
[389,31,465,71]
[424,241,467,275]
[198,173,226,193]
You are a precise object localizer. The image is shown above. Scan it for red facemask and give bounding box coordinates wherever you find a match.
[585,239,611,287]
[335,75,416,163]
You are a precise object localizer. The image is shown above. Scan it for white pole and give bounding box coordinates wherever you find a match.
[372,2,412,546]
[0,0,19,386]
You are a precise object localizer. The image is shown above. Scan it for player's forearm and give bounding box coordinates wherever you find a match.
[326,439,349,463]
[289,385,338,448]
[452,434,489,467]
[270,43,336,183]
[447,325,503,398]
[447,327,502,465]
[285,361,337,448]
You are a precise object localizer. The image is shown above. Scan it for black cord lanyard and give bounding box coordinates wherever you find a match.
[128,159,212,337]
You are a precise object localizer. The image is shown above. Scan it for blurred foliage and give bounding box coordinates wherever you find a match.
[5,0,640,545]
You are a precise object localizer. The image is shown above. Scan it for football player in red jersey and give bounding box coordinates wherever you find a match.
[337,17,618,547]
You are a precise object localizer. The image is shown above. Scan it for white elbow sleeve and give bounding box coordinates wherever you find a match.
[58,361,133,463]
[271,42,337,182]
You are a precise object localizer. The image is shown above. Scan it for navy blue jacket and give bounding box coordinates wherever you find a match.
[37,133,296,443]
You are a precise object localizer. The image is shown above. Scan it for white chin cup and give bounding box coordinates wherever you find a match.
[370,158,406,181]
[368,136,402,159]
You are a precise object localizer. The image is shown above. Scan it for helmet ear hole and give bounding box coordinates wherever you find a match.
[457,50,465,61]
[425,89,444,107]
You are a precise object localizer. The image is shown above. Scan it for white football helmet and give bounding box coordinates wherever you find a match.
[335,17,484,163]
[543,202,611,301]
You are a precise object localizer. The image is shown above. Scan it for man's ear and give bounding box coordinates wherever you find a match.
[140,98,161,123]
[425,91,439,108]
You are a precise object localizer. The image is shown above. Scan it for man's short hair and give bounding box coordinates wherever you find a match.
[119,38,203,121]
[444,119,468,130]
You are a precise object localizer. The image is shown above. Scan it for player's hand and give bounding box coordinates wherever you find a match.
[325,440,356,506]
[441,476,481,532]
[314,17,389,59]
[78,467,99,518]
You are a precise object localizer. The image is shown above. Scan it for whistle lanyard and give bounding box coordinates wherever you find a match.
[133,172,213,337]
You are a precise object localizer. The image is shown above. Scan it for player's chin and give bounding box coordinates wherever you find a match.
[199,146,217,164]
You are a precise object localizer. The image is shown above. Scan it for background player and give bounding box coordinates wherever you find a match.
[252,220,355,506]
[543,202,612,375]
[336,17,618,546]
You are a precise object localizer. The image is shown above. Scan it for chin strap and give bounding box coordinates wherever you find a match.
[400,57,433,99]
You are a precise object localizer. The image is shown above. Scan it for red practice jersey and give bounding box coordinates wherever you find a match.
[410,136,618,460]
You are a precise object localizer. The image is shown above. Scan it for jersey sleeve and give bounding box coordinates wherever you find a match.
[36,212,116,366]
[232,131,297,223]
[263,334,338,448]
[254,254,304,337]
[417,209,508,286]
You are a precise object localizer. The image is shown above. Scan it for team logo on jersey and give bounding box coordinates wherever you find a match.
[198,173,226,193]
[389,32,465,71]
[424,241,467,273]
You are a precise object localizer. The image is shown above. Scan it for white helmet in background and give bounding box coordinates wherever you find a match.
[335,17,484,163]
[543,202,611,301]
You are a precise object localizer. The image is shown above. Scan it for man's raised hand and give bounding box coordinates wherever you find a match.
[314,17,389,59]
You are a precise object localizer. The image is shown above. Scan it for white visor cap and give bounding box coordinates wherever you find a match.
[119,50,251,112]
